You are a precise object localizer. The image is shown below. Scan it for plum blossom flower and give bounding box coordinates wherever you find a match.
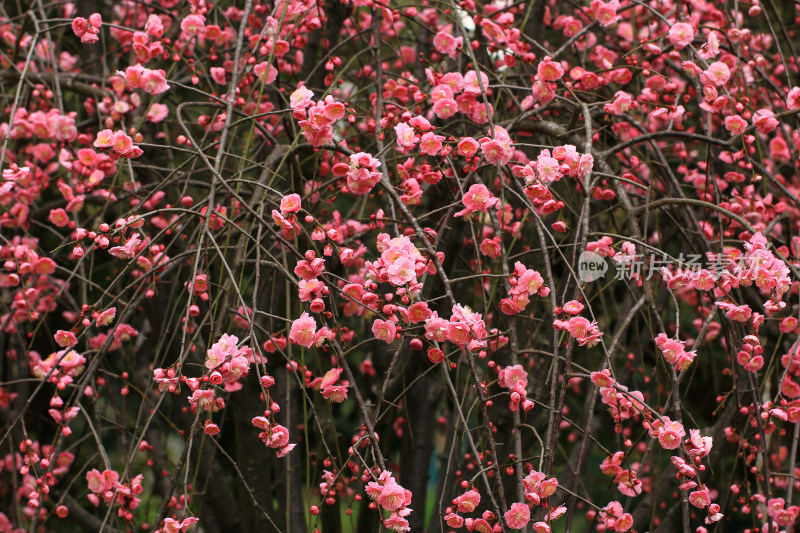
[433,30,463,59]
[668,22,695,49]
[346,152,382,195]
[280,194,301,215]
[455,184,499,217]
[591,0,620,27]
[55,330,77,348]
[372,318,397,343]
[289,312,317,348]
[505,503,531,529]
[457,137,479,157]
[701,61,731,87]
[180,14,205,37]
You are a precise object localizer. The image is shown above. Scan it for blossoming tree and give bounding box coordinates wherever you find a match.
[1,0,800,532]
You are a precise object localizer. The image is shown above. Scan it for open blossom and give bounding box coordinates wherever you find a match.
[55,330,77,348]
[668,22,695,49]
[480,126,514,166]
[455,488,481,513]
[289,312,317,347]
[505,502,531,529]
[455,184,499,217]
[537,57,564,82]
[591,0,620,26]
[372,318,397,343]
[280,194,301,215]
[394,122,417,147]
[787,87,800,109]
[180,14,205,37]
[457,137,479,157]
[433,30,462,59]
[419,132,444,156]
[604,91,633,116]
[346,152,382,195]
[701,61,731,87]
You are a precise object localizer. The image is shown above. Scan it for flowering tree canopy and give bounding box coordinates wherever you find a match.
[2,0,800,532]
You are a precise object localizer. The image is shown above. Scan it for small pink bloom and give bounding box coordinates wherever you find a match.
[93,129,115,148]
[48,208,70,227]
[457,137,479,157]
[96,308,116,326]
[505,502,531,529]
[668,22,694,49]
[455,183,499,217]
[372,319,397,343]
[455,488,480,513]
[537,57,564,82]
[210,67,227,85]
[702,61,731,87]
[280,194,301,214]
[289,312,317,348]
[139,69,170,95]
[55,330,77,348]
[180,14,205,37]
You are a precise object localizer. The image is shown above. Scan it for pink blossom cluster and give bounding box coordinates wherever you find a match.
[290,85,346,147]
[737,333,765,372]
[655,333,697,371]
[765,498,800,528]
[251,415,295,457]
[365,470,412,531]
[591,370,646,423]
[455,183,499,218]
[160,517,199,533]
[0,236,59,322]
[423,68,494,124]
[85,468,144,519]
[344,152,382,195]
[424,303,487,351]
[369,233,428,290]
[479,125,514,166]
[780,342,800,398]
[93,129,143,159]
[553,315,603,347]
[497,364,534,412]
[594,500,633,532]
[203,333,252,390]
[501,261,548,314]
[117,65,170,95]
[2,108,78,142]
[308,367,350,403]
[599,452,642,497]
[8,440,75,520]
[71,13,102,44]
[271,193,303,240]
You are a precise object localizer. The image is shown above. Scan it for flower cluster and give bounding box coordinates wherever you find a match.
[497,364,534,412]
[424,304,487,351]
[291,85,346,147]
[344,152,382,195]
[85,468,144,520]
[117,65,170,95]
[599,452,642,497]
[368,233,429,291]
[365,470,412,532]
[71,13,102,44]
[655,333,697,371]
[553,315,603,347]
[93,129,143,159]
[308,367,350,403]
[251,415,295,457]
[501,261,549,314]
